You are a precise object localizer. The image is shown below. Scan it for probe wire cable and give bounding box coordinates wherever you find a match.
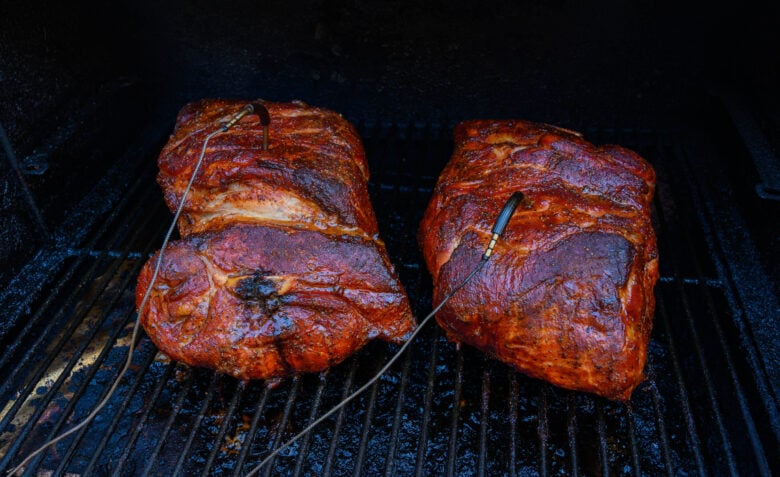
[245,260,485,477]
[8,127,223,476]
[245,191,524,476]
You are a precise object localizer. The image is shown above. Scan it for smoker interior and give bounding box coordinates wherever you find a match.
[1,1,779,475]
[0,121,777,476]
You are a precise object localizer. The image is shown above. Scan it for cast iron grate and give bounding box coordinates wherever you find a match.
[0,123,776,476]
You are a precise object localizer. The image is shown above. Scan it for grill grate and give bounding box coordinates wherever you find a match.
[0,123,777,476]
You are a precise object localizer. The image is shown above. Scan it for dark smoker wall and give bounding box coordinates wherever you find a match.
[0,0,778,281]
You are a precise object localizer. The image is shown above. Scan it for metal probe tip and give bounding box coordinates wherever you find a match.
[220,103,271,150]
[482,191,524,260]
[221,104,253,132]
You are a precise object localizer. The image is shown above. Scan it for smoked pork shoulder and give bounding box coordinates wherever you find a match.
[136,99,415,381]
[419,120,658,400]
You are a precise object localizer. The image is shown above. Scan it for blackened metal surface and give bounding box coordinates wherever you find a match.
[0,79,156,285]
[0,122,49,236]
[0,124,778,476]
[0,117,169,343]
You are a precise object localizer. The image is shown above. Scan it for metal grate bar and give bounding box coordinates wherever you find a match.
[508,372,519,477]
[111,361,178,476]
[674,144,773,475]
[596,404,609,477]
[171,373,219,476]
[655,152,740,475]
[77,346,159,476]
[291,374,328,477]
[566,394,579,477]
[0,175,157,400]
[261,378,301,477]
[232,384,271,477]
[322,360,358,477]
[625,405,642,475]
[413,336,439,477]
[655,293,707,473]
[202,380,249,477]
[351,370,381,475]
[383,350,413,477]
[644,362,676,477]
[537,386,549,477]
[352,349,387,477]
[143,371,197,475]
[477,367,490,477]
[0,217,167,473]
[445,348,465,477]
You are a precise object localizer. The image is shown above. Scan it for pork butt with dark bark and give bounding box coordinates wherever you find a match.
[137,99,415,382]
[419,120,658,401]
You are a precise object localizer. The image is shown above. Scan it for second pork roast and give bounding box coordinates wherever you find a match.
[419,120,658,401]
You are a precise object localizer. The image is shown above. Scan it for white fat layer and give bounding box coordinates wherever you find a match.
[194,199,371,241]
